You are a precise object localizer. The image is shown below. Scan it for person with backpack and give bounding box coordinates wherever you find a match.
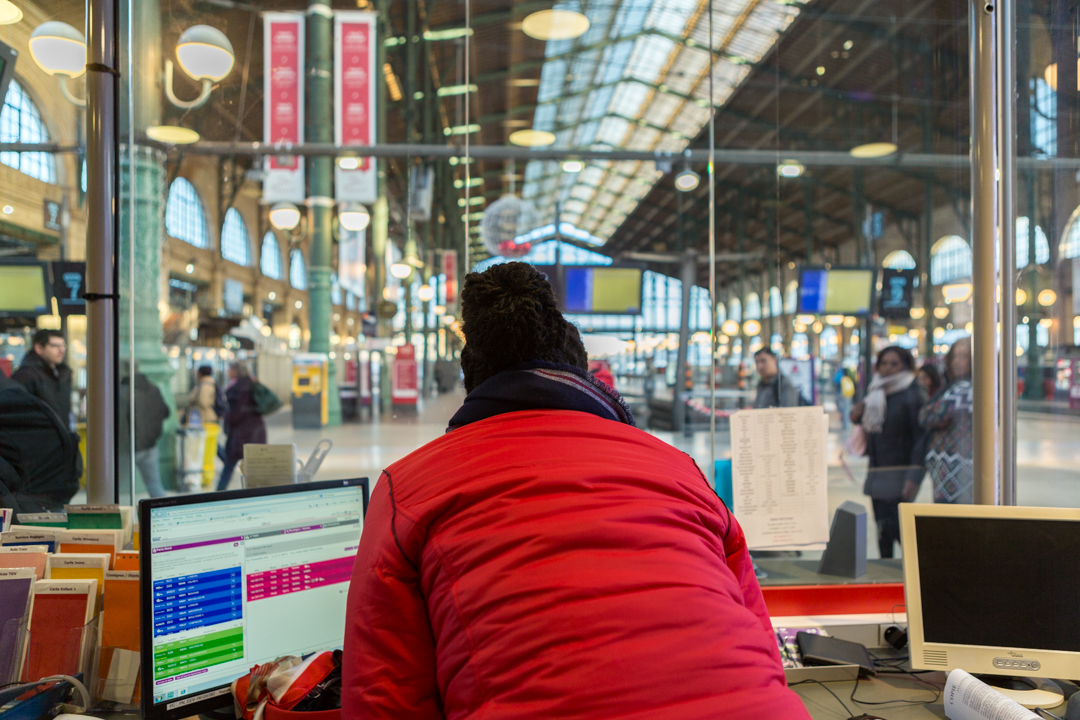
[834,365,857,430]
[217,361,269,491]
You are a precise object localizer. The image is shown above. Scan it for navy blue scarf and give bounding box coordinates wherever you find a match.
[447,360,636,431]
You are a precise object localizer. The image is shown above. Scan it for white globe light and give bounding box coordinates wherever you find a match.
[0,1,23,25]
[176,25,235,81]
[30,22,86,77]
[269,202,301,231]
[339,204,370,232]
[390,262,413,279]
[480,194,539,258]
[674,168,700,192]
[417,284,435,303]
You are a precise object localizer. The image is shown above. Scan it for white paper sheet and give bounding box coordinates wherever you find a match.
[242,444,297,488]
[944,669,1040,720]
[730,407,830,550]
[102,648,140,704]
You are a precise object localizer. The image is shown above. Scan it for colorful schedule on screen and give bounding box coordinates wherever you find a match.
[798,268,874,315]
[563,267,643,315]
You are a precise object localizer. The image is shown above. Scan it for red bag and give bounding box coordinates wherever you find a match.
[232,652,338,720]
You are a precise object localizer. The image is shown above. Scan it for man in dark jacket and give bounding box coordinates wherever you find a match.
[120,370,171,497]
[13,329,73,428]
[752,348,806,408]
[0,368,80,513]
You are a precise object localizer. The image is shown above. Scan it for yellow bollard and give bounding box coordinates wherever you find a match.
[202,422,220,488]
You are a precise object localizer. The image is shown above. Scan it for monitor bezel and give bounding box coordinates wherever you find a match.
[796,265,877,317]
[138,477,370,720]
[0,259,53,318]
[901,502,1080,679]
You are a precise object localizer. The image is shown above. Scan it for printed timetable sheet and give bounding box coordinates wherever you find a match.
[730,406,830,550]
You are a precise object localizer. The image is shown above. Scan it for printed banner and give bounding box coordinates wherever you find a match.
[263,13,305,203]
[334,12,378,204]
[442,250,458,306]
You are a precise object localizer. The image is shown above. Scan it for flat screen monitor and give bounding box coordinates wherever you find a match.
[562,266,643,315]
[878,268,917,318]
[0,261,51,317]
[797,267,875,316]
[901,503,1080,680]
[139,478,369,720]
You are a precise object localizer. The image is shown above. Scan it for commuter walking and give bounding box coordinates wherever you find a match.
[834,365,856,429]
[217,362,266,491]
[343,262,811,720]
[919,337,974,504]
[13,329,73,429]
[752,348,805,408]
[120,370,171,498]
[188,365,224,425]
[851,346,925,558]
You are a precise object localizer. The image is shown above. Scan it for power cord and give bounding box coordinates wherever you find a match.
[850,668,942,708]
[1036,708,1063,720]
[789,679,856,718]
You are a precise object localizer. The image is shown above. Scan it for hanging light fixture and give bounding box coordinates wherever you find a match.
[509,129,556,147]
[29,22,86,77]
[721,319,740,336]
[175,25,236,81]
[146,126,200,144]
[0,0,23,25]
[1038,289,1057,307]
[674,165,700,192]
[521,9,590,41]
[849,142,897,158]
[417,284,435,303]
[390,262,413,279]
[338,204,371,232]
[742,319,761,336]
[269,202,302,231]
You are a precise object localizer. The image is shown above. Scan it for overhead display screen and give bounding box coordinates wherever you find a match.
[562,267,643,315]
[0,262,50,316]
[798,267,875,315]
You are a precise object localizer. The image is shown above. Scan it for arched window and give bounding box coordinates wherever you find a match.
[791,332,809,360]
[820,326,839,358]
[770,333,784,354]
[346,291,356,311]
[748,336,763,353]
[1015,217,1050,269]
[744,292,762,320]
[882,250,917,270]
[784,280,799,315]
[331,273,343,306]
[0,80,56,183]
[1061,206,1080,260]
[729,297,742,323]
[930,236,972,285]
[260,233,282,279]
[166,178,210,248]
[768,286,782,317]
[220,208,252,266]
[290,249,307,290]
[715,301,727,325]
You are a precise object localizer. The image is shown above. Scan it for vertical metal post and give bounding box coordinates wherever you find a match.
[995,0,1016,504]
[673,252,694,434]
[970,0,1001,505]
[923,180,935,355]
[85,0,119,502]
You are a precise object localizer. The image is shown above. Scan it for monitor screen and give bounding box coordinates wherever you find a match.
[0,262,50,316]
[878,268,917,318]
[798,267,875,315]
[915,515,1080,653]
[140,479,369,720]
[563,266,643,315]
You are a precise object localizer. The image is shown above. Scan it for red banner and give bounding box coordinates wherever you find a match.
[442,250,458,306]
[263,14,305,202]
[335,12,377,204]
[391,344,418,405]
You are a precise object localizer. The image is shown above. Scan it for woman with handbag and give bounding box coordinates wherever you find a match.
[919,337,974,504]
[217,362,268,491]
[850,346,926,558]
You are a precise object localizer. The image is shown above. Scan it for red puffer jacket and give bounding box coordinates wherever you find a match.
[343,410,810,720]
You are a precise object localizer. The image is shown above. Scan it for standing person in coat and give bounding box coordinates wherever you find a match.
[13,329,73,429]
[851,345,926,558]
[119,369,171,498]
[343,262,810,720]
[216,362,266,491]
[752,347,805,408]
[188,365,224,425]
[919,337,974,504]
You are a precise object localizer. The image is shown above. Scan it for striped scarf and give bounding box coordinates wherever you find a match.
[447,360,636,431]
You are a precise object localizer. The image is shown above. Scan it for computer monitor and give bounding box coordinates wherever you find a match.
[139,478,369,720]
[797,266,875,316]
[0,260,51,318]
[901,503,1080,680]
[535,265,643,315]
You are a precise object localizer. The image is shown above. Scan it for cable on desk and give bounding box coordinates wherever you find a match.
[790,679,856,718]
[1036,708,1064,720]
[850,669,942,708]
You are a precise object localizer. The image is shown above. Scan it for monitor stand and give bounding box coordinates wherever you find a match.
[974,675,1066,710]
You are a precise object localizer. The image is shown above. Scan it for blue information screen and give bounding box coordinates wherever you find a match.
[798,268,828,314]
[152,567,243,637]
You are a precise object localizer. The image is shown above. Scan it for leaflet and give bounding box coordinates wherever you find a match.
[944,669,1040,720]
[729,406,830,550]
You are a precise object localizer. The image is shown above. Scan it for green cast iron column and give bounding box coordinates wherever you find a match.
[306,1,341,425]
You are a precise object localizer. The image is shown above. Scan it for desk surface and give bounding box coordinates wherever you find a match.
[793,671,948,719]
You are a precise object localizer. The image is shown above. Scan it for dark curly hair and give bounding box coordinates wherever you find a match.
[460,262,588,393]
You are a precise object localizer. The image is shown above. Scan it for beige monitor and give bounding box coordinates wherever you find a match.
[901,503,1080,680]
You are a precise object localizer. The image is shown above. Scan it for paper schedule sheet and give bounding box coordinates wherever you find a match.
[729,406,830,550]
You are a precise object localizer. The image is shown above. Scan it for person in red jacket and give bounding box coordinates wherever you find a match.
[343,262,810,720]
